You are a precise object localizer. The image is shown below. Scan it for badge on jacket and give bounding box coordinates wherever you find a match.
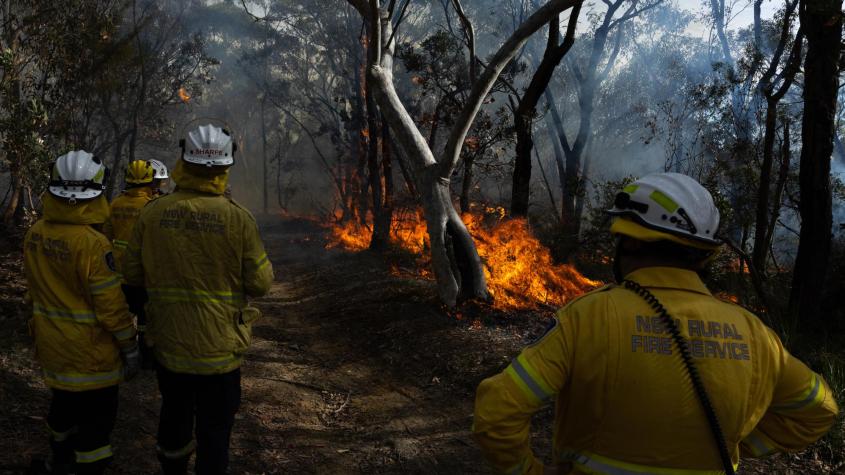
[105,251,117,272]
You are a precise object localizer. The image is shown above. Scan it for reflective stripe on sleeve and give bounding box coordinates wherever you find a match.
[503,457,529,475]
[90,275,121,295]
[254,253,270,271]
[560,449,737,475]
[504,354,554,403]
[771,373,825,412]
[155,350,242,373]
[148,287,245,305]
[112,239,129,249]
[743,430,777,457]
[112,325,136,341]
[156,440,196,460]
[44,368,122,389]
[75,445,113,464]
[33,304,96,324]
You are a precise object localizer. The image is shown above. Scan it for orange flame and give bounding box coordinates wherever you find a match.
[326,207,600,310]
[463,210,601,310]
[178,87,191,103]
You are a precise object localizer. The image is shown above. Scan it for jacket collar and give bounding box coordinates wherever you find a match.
[623,266,712,296]
[171,160,229,195]
[42,193,110,225]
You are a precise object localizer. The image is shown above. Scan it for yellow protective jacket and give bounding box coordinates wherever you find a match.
[24,194,136,391]
[103,186,154,275]
[473,267,839,475]
[123,161,274,375]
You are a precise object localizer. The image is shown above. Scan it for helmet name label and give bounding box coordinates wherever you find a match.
[192,149,225,156]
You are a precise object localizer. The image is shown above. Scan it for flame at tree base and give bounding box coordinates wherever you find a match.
[325,207,601,311]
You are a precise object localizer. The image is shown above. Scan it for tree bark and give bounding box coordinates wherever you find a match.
[352,0,580,306]
[369,89,390,250]
[261,95,269,215]
[766,119,791,255]
[511,105,534,215]
[752,97,781,272]
[788,0,841,328]
[751,7,802,273]
[2,171,22,226]
[460,152,475,213]
[510,7,580,217]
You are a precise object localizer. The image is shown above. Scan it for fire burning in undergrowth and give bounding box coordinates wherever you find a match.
[326,207,600,311]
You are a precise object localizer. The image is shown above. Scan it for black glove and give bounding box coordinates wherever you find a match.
[122,285,148,317]
[121,343,141,381]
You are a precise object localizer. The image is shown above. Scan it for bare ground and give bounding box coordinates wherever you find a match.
[0,219,840,474]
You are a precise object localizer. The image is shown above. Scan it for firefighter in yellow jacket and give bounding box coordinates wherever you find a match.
[473,173,839,475]
[123,124,273,475]
[24,151,139,474]
[103,159,156,275]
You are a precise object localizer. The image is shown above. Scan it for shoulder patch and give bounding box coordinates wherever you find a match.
[105,251,117,272]
[527,317,559,347]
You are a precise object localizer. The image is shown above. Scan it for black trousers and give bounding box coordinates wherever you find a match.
[46,385,119,474]
[155,365,241,475]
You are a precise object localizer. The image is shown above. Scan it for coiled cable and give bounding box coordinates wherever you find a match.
[622,279,735,475]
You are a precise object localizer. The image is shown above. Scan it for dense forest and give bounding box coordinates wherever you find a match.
[1,0,844,473]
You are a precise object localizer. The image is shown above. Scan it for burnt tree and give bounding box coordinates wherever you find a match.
[510,5,581,217]
[788,0,842,327]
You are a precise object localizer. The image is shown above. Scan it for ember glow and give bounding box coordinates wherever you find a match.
[178,87,191,103]
[326,207,600,310]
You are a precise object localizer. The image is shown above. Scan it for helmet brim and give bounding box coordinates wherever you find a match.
[49,186,103,200]
[608,215,722,250]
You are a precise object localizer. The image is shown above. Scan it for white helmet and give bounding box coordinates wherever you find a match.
[180,124,236,167]
[149,159,169,179]
[48,150,108,201]
[607,172,721,248]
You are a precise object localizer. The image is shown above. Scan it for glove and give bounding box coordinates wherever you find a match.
[121,344,141,381]
[138,332,154,370]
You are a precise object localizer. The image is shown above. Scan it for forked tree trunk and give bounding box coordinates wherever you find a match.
[510,7,580,217]
[350,0,580,306]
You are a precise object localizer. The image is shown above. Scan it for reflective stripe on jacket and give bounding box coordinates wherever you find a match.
[24,195,136,391]
[123,168,273,375]
[473,267,838,474]
[103,187,154,276]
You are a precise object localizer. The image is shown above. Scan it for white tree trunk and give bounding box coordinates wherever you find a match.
[351,0,581,306]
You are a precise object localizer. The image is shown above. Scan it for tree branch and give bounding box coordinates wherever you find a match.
[451,0,477,82]
[439,0,581,179]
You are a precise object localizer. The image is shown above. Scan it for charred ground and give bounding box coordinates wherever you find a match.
[0,219,840,474]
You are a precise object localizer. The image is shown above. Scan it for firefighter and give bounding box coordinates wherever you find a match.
[103,159,158,369]
[123,124,274,474]
[148,159,170,196]
[103,159,155,275]
[472,172,839,475]
[24,150,138,474]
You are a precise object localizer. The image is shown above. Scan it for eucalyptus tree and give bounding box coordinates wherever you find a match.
[343,0,582,307]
